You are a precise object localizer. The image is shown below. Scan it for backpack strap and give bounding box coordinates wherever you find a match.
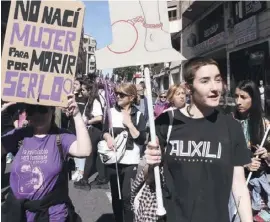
[136,111,141,125]
[56,131,64,163]
[82,100,89,119]
[17,140,24,150]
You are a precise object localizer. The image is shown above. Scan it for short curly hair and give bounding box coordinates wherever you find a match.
[167,84,186,104]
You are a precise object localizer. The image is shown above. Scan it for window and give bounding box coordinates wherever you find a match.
[172,73,180,84]
[232,1,266,24]
[163,76,169,90]
[172,38,180,51]
[168,9,177,21]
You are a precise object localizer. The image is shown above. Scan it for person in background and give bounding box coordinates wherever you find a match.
[154,91,169,118]
[229,80,270,221]
[103,83,147,222]
[259,80,265,113]
[1,101,23,164]
[73,78,84,98]
[1,96,92,222]
[67,78,87,134]
[1,101,19,201]
[136,82,149,123]
[97,82,106,110]
[70,80,92,182]
[222,81,228,106]
[136,83,150,158]
[74,81,108,190]
[164,83,187,112]
[61,78,83,129]
[14,105,28,129]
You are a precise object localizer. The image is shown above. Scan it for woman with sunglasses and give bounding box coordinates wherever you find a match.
[1,95,92,222]
[102,83,147,222]
[228,80,270,221]
[144,57,252,222]
[154,91,169,119]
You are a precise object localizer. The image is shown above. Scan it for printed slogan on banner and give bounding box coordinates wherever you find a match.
[1,0,85,106]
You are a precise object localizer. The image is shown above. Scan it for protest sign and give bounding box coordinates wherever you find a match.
[1,0,85,106]
[96,0,185,69]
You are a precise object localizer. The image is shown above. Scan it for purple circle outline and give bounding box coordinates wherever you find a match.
[63,78,73,95]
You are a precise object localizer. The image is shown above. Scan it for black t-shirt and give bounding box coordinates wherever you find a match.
[155,109,250,222]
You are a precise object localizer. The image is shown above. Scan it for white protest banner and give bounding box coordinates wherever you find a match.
[96,0,185,69]
[1,0,85,107]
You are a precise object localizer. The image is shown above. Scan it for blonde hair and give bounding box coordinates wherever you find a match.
[116,83,138,105]
[167,84,186,104]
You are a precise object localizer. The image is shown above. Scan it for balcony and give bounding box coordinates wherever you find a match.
[89,41,96,47]
[182,1,217,30]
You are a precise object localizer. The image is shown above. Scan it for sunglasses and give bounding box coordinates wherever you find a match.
[160,96,166,99]
[25,105,50,116]
[115,92,130,98]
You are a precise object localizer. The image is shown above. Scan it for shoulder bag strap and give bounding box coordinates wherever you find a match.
[17,139,24,150]
[56,133,64,163]
[136,111,141,125]
[82,100,89,118]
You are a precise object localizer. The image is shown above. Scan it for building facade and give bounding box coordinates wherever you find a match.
[76,27,86,76]
[152,0,183,92]
[1,1,11,50]
[83,34,97,75]
[181,0,270,114]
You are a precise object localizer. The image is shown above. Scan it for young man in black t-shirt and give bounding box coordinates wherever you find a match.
[144,57,253,222]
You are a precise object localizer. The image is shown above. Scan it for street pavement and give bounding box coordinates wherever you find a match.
[68,173,114,222]
[1,159,146,222]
